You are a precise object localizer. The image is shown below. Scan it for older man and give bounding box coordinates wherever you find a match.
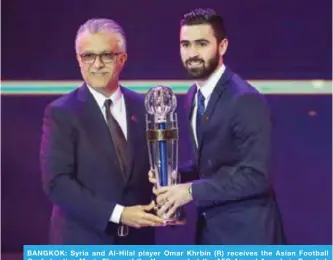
[40,18,164,245]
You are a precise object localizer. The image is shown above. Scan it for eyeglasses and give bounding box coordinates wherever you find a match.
[79,52,122,64]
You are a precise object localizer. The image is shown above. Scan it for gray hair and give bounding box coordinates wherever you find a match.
[75,18,127,53]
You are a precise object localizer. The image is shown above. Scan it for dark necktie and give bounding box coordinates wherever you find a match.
[104,99,128,178]
[196,89,205,146]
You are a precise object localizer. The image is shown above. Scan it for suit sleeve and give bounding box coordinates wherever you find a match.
[191,93,272,208]
[179,160,198,183]
[40,104,116,232]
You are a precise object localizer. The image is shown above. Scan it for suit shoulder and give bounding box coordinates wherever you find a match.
[44,87,80,114]
[121,86,145,103]
[226,73,268,108]
[226,73,266,104]
[230,73,261,95]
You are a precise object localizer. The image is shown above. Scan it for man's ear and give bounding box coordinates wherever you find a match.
[219,38,228,56]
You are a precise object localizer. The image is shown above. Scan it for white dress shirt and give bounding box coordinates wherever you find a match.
[87,85,126,224]
[191,64,226,147]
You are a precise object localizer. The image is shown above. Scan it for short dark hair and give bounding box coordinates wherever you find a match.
[180,8,226,42]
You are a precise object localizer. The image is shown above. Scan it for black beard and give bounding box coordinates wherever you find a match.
[184,54,220,79]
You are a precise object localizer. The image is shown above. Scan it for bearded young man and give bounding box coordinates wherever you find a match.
[151,8,285,245]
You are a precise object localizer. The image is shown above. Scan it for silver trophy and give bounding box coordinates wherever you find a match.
[145,86,185,225]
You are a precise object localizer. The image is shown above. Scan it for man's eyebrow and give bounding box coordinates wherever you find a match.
[194,39,210,43]
[180,39,210,44]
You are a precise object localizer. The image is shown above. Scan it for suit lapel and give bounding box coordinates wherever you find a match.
[198,67,233,152]
[121,87,139,184]
[76,84,125,183]
[185,84,196,120]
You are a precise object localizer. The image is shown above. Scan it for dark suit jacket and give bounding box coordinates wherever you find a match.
[181,67,285,245]
[40,84,154,245]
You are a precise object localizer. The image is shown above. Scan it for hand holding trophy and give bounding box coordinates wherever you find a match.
[145,86,185,225]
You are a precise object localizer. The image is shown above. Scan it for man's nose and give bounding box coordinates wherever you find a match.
[92,56,105,68]
[188,46,199,57]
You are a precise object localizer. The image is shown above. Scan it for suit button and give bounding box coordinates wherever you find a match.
[202,212,206,218]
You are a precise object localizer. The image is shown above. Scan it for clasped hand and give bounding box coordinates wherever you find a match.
[148,171,193,219]
[120,201,165,228]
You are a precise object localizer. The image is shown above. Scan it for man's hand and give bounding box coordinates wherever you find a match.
[148,170,156,184]
[148,170,157,194]
[156,183,193,219]
[120,201,165,228]
[148,170,179,195]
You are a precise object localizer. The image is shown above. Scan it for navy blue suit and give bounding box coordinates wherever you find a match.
[181,67,285,244]
[40,84,154,244]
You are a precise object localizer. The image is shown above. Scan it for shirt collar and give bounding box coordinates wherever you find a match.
[195,64,226,99]
[87,85,123,109]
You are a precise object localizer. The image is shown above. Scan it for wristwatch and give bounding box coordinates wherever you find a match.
[188,184,192,195]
